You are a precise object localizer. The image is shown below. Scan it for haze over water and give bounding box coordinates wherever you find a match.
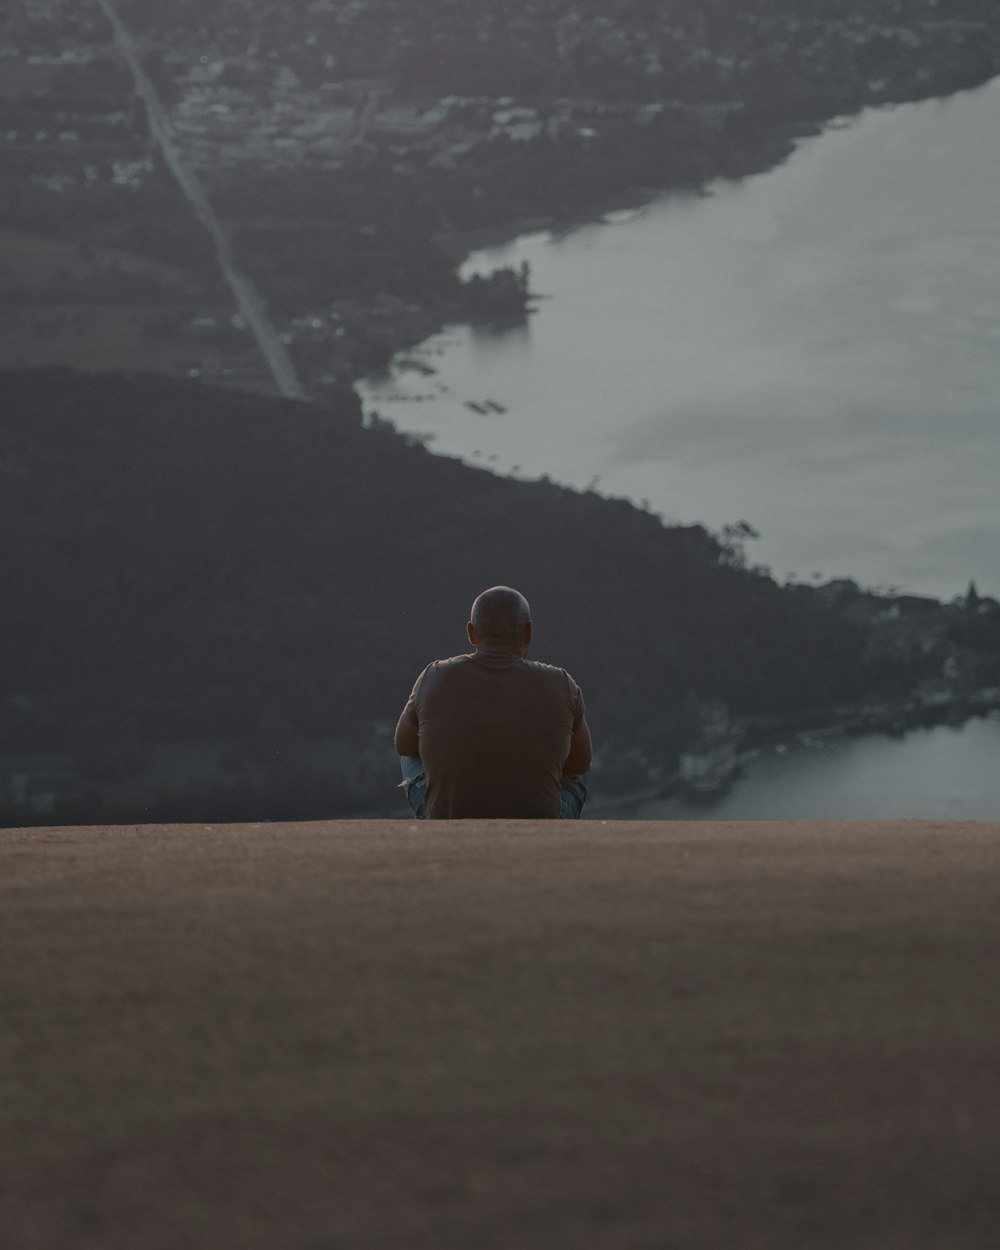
[361,78,1000,601]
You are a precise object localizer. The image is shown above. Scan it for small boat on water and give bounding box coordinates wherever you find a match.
[464,401,488,414]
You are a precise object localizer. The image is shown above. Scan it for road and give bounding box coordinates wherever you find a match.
[93,0,307,400]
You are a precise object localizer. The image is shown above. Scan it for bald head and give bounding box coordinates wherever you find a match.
[468,585,532,653]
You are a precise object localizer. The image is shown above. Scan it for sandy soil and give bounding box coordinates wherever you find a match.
[2,818,999,1249]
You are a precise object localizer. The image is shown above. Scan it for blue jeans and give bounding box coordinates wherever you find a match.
[398,756,590,820]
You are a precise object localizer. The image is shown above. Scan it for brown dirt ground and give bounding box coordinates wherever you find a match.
[2,819,999,1250]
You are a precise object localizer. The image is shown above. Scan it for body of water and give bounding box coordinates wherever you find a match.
[360,78,1000,602]
[621,712,1000,821]
[359,79,1000,820]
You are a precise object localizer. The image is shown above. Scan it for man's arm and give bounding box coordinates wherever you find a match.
[563,715,592,776]
[394,706,420,757]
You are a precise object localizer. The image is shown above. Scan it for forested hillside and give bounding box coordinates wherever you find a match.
[0,367,883,819]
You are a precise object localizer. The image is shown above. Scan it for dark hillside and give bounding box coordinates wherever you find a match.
[1,368,870,817]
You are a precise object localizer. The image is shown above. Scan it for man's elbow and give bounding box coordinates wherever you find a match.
[563,720,593,776]
[394,715,420,758]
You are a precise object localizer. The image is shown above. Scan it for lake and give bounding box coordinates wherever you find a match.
[360,77,1000,603]
[359,78,1000,820]
[619,712,1000,821]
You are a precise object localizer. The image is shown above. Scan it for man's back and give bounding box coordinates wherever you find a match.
[405,650,585,819]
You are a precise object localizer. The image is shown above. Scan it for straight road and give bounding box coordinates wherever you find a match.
[93,0,307,400]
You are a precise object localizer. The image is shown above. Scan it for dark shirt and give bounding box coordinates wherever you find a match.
[403,651,585,819]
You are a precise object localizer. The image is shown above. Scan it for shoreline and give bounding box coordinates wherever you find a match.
[349,83,995,396]
[362,125,819,389]
[594,698,1000,817]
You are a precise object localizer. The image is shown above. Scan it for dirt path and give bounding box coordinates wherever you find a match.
[3,818,999,1249]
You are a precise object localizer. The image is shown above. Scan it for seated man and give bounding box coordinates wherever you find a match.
[394,585,592,819]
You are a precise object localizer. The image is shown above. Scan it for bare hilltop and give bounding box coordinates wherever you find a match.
[3,818,1000,1249]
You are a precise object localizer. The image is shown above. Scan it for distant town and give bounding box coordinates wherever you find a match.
[3,0,1000,395]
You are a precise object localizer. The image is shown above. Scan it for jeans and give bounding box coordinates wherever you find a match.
[398,756,590,820]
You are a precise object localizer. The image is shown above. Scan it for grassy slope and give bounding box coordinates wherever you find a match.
[2,820,999,1249]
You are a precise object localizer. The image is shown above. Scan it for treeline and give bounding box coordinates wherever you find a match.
[0,368,882,819]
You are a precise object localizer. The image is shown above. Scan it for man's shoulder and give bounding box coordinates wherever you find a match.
[414,653,476,685]
[520,660,585,714]
[424,653,476,673]
[424,654,572,679]
[415,654,581,692]
[521,657,580,686]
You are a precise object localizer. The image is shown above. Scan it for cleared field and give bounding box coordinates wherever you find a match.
[0,227,273,388]
[2,819,999,1249]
